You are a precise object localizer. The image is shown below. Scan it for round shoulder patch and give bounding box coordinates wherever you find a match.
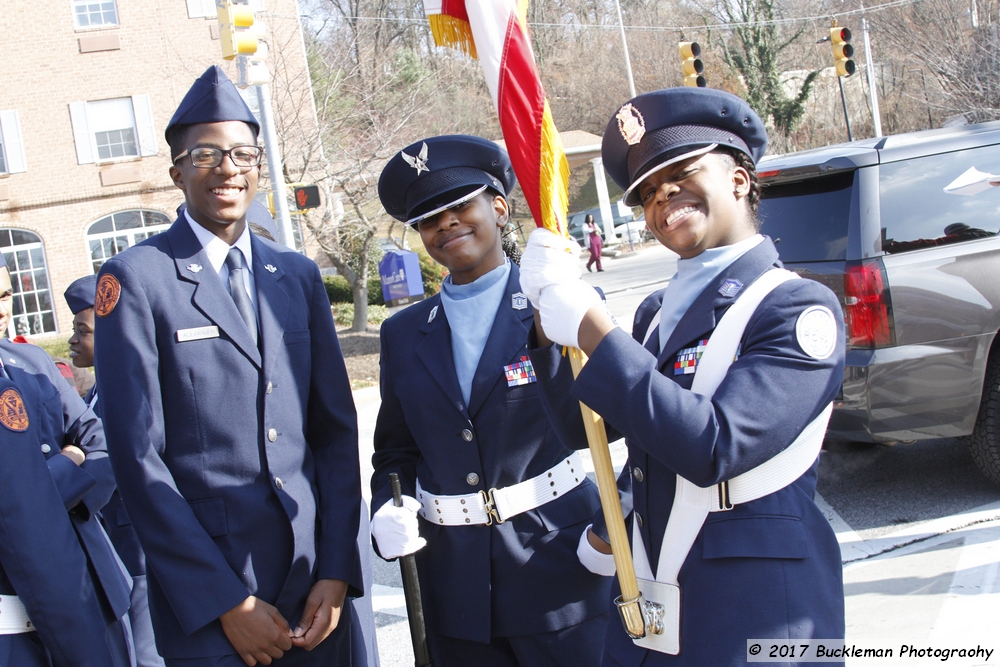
[95,274,121,318]
[0,387,30,432]
[795,305,837,360]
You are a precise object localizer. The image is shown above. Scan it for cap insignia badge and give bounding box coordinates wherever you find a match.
[264,264,277,273]
[402,142,430,176]
[187,263,203,273]
[427,305,439,323]
[511,292,528,310]
[718,278,743,298]
[617,103,646,146]
[95,274,122,318]
[0,388,30,432]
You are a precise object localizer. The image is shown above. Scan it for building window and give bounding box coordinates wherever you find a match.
[87,210,171,272]
[0,110,27,175]
[72,0,119,28]
[0,229,56,337]
[69,95,158,165]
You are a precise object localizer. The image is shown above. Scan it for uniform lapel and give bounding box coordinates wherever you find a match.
[415,296,468,416]
[251,237,289,383]
[467,265,532,418]
[656,239,780,371]
[166,220,262,368]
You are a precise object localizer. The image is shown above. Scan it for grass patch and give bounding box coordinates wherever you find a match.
[32,337,72,360]
[331,304,390,328]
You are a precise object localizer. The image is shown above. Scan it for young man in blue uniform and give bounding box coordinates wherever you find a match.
[66,274,165,667]
[521,88,846,666]
[1,253,132,666]
[93,66,363,666]
[371,135,611,666]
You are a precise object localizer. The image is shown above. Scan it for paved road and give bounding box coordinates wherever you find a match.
[357,244,1000,666]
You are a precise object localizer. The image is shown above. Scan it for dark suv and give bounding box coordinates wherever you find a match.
[757,121,1000,484]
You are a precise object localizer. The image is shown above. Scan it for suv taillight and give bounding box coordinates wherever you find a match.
[843,259,895,349]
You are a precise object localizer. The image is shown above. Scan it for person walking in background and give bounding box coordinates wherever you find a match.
[94,66,363,667]
[520,87,846,666]
[370,135,612,667]
[65,274,165,667]
[584,214,604,272]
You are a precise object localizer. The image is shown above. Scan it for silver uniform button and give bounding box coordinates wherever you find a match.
[466,472,480,486]
[267,428,277,442]
[635,512,643,528]
[274,477,284,490]
[461,429,473,442]
[633,467,644,482]
[40,444,51,454]
[266,381,273,394]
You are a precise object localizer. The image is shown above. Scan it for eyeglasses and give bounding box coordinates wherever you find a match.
[173,145,264,169]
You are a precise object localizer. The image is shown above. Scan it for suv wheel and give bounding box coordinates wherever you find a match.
[970,353,1000,485]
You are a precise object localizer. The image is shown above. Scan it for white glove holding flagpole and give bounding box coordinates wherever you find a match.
[535,281,603,349]
[372,496,427,560]
[518,227,583,305]
[577,525,617,576]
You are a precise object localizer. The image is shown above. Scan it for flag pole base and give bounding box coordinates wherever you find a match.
[615,593,648,639]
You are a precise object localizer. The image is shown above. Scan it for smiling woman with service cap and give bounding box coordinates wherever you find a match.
[520,88,847,666]
[370,135,612,667]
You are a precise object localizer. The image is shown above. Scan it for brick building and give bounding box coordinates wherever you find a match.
[0,0,320,339]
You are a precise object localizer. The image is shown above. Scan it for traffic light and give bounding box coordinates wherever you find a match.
[830,26,856,77]
[236,41,269,88]
[679,41,706,88]
[217,0,258,60]
[293,184,321,210]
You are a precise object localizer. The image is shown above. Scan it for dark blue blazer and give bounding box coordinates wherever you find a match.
[372,264,611,643]
[531,239,846,667]
[94,219,363,660]
[0,343,131,666]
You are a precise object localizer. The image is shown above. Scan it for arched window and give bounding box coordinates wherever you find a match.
[1,228,56,336]
[87,209,171,272]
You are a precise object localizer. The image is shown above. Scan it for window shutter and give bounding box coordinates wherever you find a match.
[0,110,27,173]
[69,101,94,165]
[132,95,158,157]
[187,0,214,18]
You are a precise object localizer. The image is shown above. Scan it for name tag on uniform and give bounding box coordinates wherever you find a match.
[176,326,220,342]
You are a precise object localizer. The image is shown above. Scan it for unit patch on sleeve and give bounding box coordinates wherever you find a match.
[95,274,122,317]
[0,388,29,432]
[504,356,537,386]
[674,339,709,375]
[795,305,837,360]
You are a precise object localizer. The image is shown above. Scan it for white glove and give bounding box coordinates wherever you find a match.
[518,228,583,306]
[577,525,616,577]
[371,496,426,560]
[536,280,603,349]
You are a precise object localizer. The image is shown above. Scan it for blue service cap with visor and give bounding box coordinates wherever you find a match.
[165,65,260,145]
[378,135,517,226]
[64,275,98,314]
[602,87,768,207]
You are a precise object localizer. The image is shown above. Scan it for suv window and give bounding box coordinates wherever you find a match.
[880,145,1000,254]
[758,171,854,262]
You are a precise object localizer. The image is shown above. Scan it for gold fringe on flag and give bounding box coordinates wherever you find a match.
[428,14,478,59]
[538,100,571,237]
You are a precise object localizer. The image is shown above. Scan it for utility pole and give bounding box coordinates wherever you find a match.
[861,6,882,137]
[613,0,636,98]
[254,83,296,249]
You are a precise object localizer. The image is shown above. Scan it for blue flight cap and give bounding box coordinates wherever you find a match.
[165,65,260,144]
[602,88,768,206]
[64,275,98,314]
[246,200,279,239]
[378,135,516,226]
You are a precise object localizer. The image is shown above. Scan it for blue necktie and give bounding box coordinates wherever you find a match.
[225,248,257,344]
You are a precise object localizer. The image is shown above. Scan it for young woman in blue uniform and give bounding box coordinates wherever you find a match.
[520,88,847,666]
[371,135,612,666]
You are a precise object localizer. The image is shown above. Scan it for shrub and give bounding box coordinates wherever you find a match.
[417,248,448,295]
[323,275,385,306]
[331,303,390,327]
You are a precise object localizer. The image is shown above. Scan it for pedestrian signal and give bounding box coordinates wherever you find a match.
[293,185,321,210]
[679,42,706,88]
[830,27,856,77]
[217,0,258,60]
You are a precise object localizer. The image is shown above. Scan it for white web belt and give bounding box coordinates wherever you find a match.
[0,595,36,635]
[416,451,586,526]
